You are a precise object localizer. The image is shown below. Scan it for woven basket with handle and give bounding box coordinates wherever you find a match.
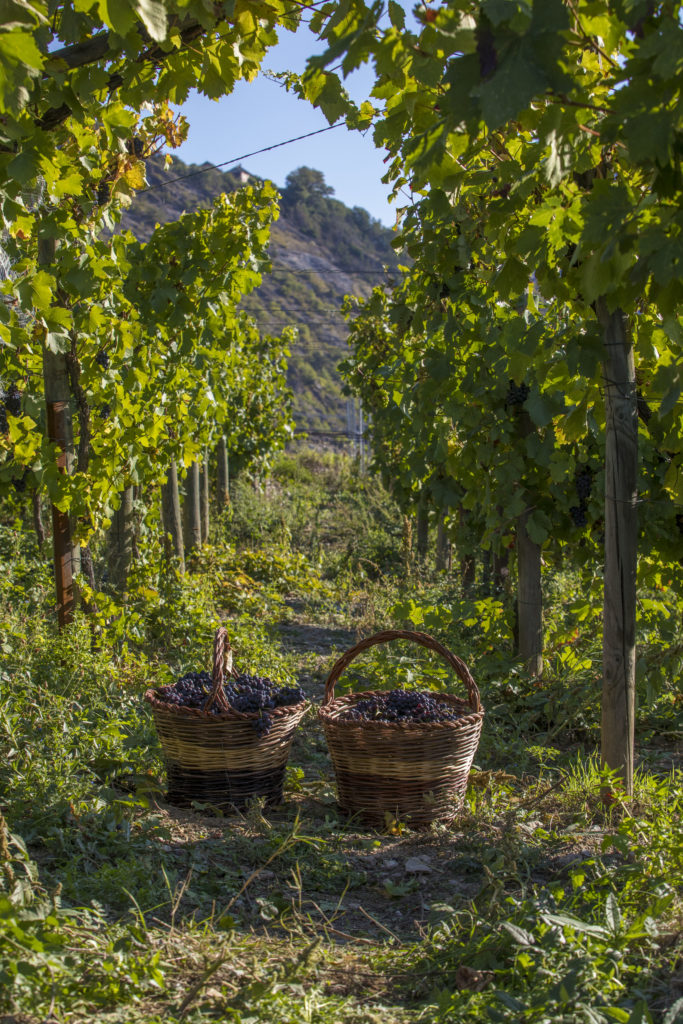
[145,626,307,811]
[319,629,484,826]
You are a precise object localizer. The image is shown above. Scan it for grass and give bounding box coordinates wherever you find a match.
[0,447,681,1022]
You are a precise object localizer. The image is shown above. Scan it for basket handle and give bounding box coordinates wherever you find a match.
[322,629,481,713]
[202,625,235,714]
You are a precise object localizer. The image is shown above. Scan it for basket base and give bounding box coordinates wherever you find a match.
[165,761,286,813]
[336,769,466,827]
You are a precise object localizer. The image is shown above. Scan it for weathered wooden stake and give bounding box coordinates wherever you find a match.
[161,460,185,572]
[107,486,135,591]
[461,554,476,594]
[416,492,429,562]
[401,514,413,573]
[184,461,202,553]
[514,411,543,676]
[40,236,79,628]
[597,299,637,797]
[200,450,210,543]
[436,515,450,571]
[216,437,230,507]
[517,508,543,677]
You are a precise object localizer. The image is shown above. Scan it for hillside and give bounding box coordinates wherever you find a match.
[122,157,401,432]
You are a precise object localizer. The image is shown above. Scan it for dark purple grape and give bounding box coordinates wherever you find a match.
[637,392,652,424]
[157,669,304,736]
[4,384,22,416]
[570,505,587,527]
[126,137,145,158]
[476,22,497,79]
[339,689,460,725]
[575,467,593,502]
[505,381,529,407]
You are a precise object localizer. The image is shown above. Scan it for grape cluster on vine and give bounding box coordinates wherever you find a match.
[505,380,529,407]
[340,689,462,725]
[0,383,22,434]
[126,136,145,158]
[570,466,593,528]
[95,349,110,370]
[157,671,305,738]
[569,505,587,527]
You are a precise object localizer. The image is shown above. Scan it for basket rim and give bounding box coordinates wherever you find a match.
[144,687,308,722]
[319,688,484,731]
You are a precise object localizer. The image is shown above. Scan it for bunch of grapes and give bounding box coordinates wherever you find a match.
[5,384,22,417]
[505,380,529,407]
[157,671,213,710]
[96,182,111,206]
[157,670,305,738]
[569,505,587,527]
[126,136,145,158]
[95,349,110,370]
[340,689,462,725]
[575,466,593,501]
[225,674,305,737]
[0,383,22,434]
[570,466,593,528]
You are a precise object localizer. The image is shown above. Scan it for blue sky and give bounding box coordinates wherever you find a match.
[172,17,412,227]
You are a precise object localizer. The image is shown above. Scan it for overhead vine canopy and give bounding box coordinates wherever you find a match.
[291,0,683,793]
[0,0,309,623]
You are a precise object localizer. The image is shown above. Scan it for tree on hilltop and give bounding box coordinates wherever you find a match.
[282,167,334,208]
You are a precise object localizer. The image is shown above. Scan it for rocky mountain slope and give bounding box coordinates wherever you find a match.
[122,157,401,432]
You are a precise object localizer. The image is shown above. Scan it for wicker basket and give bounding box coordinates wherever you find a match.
[145,627,307,811]
[319,629,484,826]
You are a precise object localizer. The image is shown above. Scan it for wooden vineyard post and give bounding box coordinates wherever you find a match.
[514,410,543,676]
[458,509,474,593]
[200,450,210,543]
[416,491,429,563]
[436,515,450,571]
[216,437,230,507]
[461,554,475,594]
[161,460,185,572]
[401,514,413,573]
[107,486,135,591]
[517,508,543,677]
[39,236,80,628]
[184,460,202,553]
[597,299,637,797]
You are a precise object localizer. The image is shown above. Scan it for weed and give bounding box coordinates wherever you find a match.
[0,450,680,1021]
